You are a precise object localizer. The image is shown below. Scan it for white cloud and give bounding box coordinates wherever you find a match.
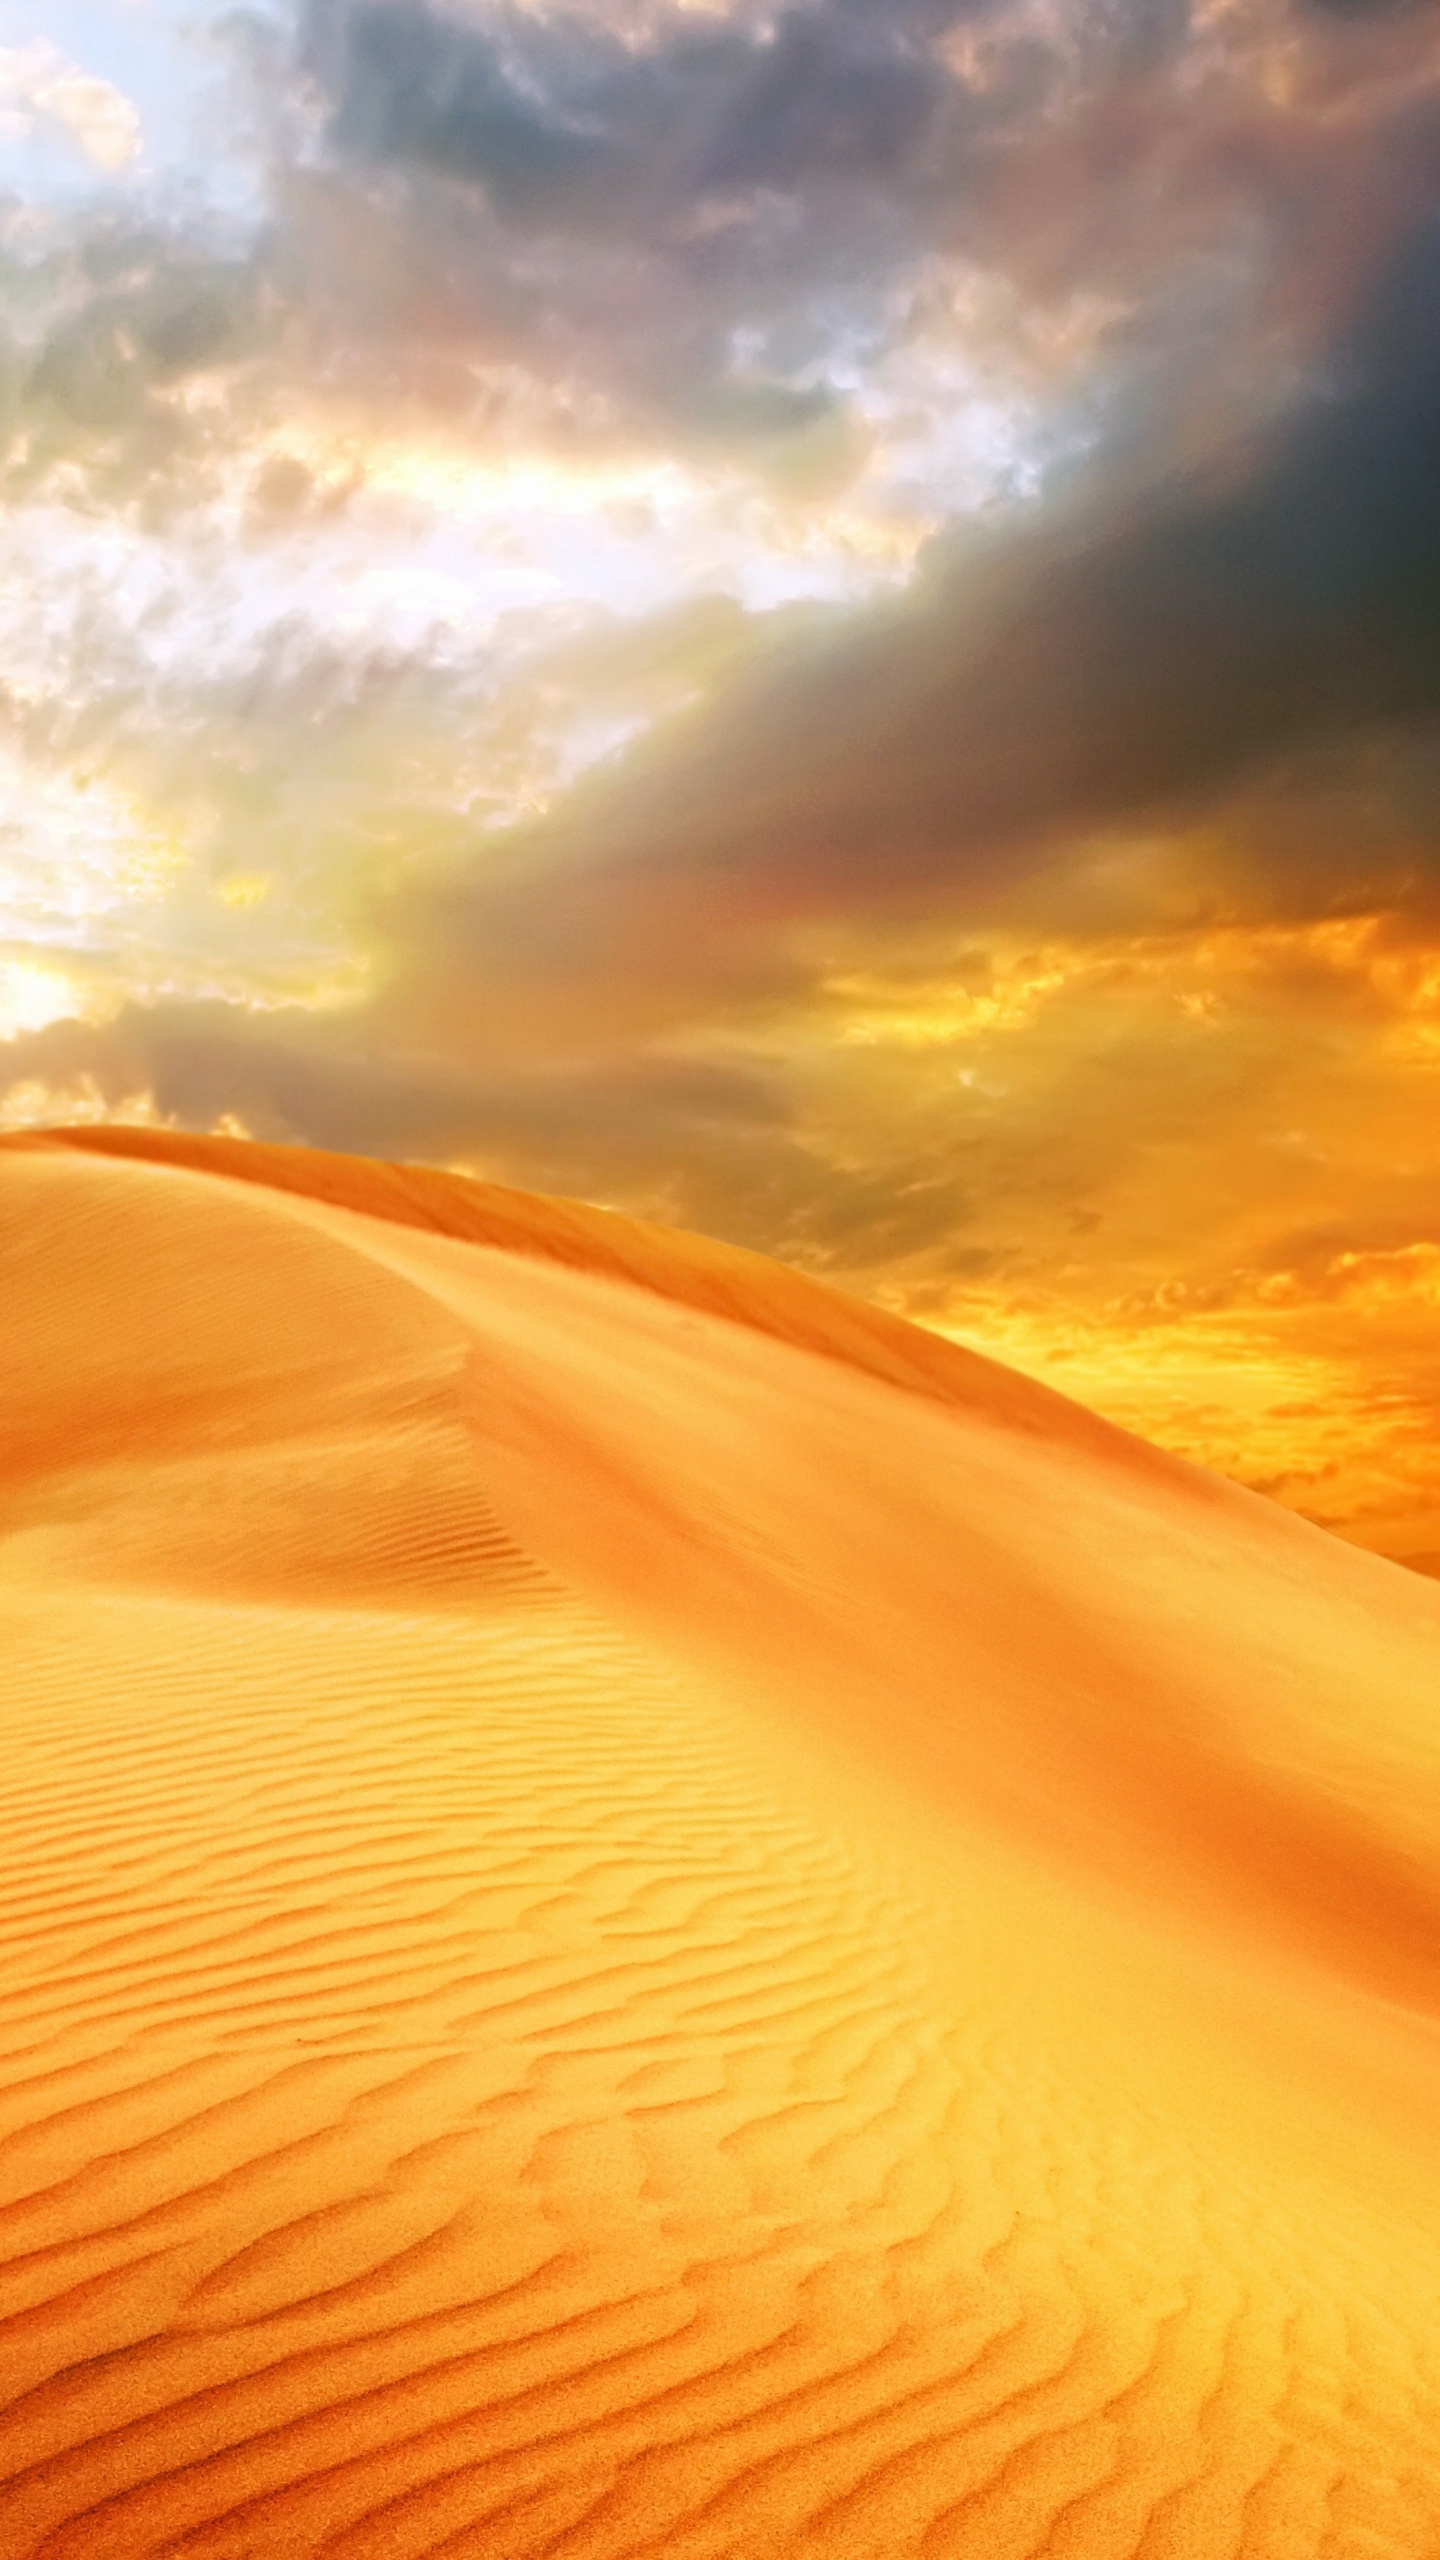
[0,39,142,171]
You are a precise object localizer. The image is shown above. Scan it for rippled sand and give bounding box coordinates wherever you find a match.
[3,1125,1440,2559]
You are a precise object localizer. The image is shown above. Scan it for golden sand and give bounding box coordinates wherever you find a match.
[2,1126,1439,2558]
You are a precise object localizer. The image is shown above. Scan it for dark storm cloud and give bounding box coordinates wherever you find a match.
[291,0,1440,435]
[282,0,1193,472]
[368,198,1440,1050]
[697,7,945,193]
[305,0,972,218]
[266,0,1440,1034]
[290,0,994,452]
[312,0,630,215]
[12,0,1440,509]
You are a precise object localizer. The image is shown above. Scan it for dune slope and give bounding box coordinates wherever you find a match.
[2,1128,1440,2560]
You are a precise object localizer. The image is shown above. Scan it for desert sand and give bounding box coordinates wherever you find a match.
[2,1127,1440,2560]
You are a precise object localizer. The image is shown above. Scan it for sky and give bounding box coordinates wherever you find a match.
[1,0,1440,1571]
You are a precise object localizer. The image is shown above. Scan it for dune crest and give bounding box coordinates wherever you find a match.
[3,1128,1440,2559]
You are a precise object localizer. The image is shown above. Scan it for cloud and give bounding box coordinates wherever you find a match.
[9,0,1440,532]
[4,0,1439,1102]
[365,195,1440,1060]
[0,990,788,1180]
[289,0,1440,468]
[288,0,971,473]
[0,41,142,173]
[306,0,961,219]
[0,212,267,512]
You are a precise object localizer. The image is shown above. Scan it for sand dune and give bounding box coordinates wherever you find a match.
[3,1130,1440,2559]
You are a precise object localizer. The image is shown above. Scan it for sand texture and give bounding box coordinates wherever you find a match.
[3,1129,1440,2560]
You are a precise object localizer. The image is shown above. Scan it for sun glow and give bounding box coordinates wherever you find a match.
[0,747,190,941]
[251,418,933,574]
[0,958,92,1039]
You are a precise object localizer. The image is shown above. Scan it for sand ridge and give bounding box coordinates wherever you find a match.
[3,1126,1197,1476]
[2,1127,1440,2558]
